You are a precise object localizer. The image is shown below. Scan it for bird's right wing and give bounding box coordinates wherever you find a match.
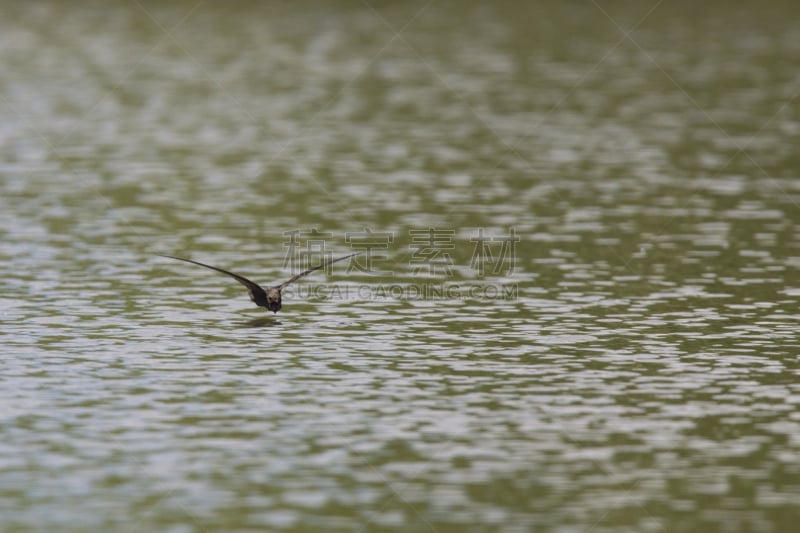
[159,255,267,301]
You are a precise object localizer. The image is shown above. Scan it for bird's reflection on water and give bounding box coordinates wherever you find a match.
[238,317,282,328]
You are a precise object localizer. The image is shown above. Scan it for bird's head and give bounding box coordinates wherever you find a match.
[266,287,282,313]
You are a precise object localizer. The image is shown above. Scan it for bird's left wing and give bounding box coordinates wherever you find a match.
[277,252,359,289]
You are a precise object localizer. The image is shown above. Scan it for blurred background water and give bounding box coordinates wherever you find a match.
[1,1,799,531]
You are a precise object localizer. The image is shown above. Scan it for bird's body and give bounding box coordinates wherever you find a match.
[160,253,357,313]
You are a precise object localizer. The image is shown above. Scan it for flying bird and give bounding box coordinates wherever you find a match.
[159,253,358,313]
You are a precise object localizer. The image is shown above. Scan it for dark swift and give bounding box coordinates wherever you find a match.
[159,253,358,313]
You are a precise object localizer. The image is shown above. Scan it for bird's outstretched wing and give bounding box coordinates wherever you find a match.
[277,252,359,289]
[159,255,267,302]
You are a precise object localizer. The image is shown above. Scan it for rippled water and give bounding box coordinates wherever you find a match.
[2,1,799,531]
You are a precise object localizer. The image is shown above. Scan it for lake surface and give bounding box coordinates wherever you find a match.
[1,1,799,531]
